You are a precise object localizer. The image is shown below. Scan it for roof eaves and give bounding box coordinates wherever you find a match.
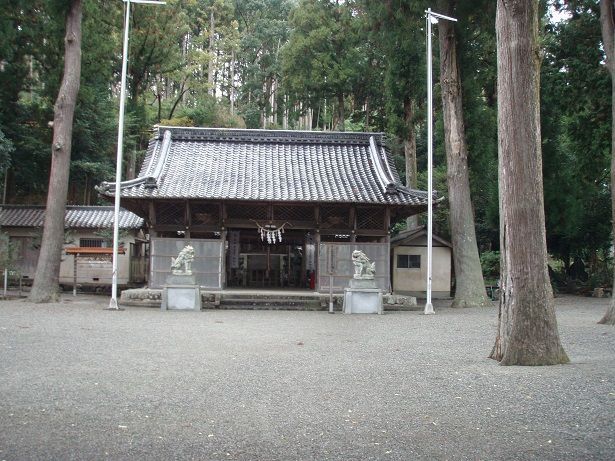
[96,130,172,197]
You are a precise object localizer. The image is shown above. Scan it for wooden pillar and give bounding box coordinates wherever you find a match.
[148,201,157,238]
[384,207,391,232]
[73,253,78,296]
[185,200,191,239]
[220,229,227,288]
[350,205,356,232]
[350,205,357,243]
[314,229,321,291]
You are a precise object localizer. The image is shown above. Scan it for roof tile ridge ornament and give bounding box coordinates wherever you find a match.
[368,135,397,194]
[158,125,379,145]
[96,130,172,195]
[377,134,434,204]
[144,129,172,187]
[377,135,398,185]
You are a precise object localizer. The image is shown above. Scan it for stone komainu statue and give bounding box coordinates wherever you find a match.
[171,245,195,275]
[352,250,376,279]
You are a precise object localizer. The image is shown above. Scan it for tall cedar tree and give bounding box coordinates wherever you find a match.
[29,0,82,302]
[599,0,615,325]
[364,0,426,229]
[437,0,490,308]
[490,0,569,365]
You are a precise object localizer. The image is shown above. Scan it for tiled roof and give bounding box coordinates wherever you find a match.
[97,127,430,207]
[391,225,452,248]
[0,206,144,229]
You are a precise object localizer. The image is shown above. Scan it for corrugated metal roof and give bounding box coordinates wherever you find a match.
[97,127,430,207]
[0,206,144,229]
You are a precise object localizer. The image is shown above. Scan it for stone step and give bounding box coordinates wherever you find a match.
[219,294,319,301]
[220,298,322,308]
[212,303,327,311]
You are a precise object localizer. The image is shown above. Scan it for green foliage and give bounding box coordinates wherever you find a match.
[159,116,195,127]
[480,251,500,280]
[0,128,14,172]
[362,0,428,138]
[541,0,611,263]
[168,96,245,128]
[0,231,18,271]
[282,0,364,129]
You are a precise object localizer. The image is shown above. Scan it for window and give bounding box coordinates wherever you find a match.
[79,238,106,248]
[397,254,420,269]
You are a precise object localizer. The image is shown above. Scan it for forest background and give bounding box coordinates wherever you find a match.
[0,0,611,292]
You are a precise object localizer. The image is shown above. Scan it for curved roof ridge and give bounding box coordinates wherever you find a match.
[155,125,385,145]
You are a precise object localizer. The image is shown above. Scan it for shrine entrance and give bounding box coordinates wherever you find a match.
[226,229,316,289]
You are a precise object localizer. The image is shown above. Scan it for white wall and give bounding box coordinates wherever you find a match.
[392,244,451,297]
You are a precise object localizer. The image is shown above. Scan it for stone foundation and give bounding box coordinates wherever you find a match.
[120,288,418,311]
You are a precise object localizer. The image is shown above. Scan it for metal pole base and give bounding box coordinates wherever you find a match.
[424,302,435,315]
[105,298,125,311]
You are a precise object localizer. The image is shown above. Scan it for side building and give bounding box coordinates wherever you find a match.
[0,205,145,290]
[391,226,452,298]
[97,127,433,293]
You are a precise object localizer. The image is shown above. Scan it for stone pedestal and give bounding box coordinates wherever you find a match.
[161,274,200,311]
[343,278,383,315]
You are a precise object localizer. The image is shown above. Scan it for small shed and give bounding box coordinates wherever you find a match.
[0,205,145,288]
[390,226,452,298]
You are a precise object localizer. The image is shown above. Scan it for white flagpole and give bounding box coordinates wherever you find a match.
[108,0,166,310]
[424,8,457,315]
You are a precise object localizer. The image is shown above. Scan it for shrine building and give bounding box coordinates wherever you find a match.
[97,127,431,293]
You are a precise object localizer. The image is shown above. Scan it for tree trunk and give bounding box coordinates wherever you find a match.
[403,97,418,230]
[599,0,615,325]
[230,49,235,116]
[490,0,569,364]
[438,0,489,308]
[337,92,345,131]
[29,0,82,303]
[207,9,215,97]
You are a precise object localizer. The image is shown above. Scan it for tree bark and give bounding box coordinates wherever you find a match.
[337,92,345,131]
[599,0,615,325]
[403,97,418,230]
[230,49,236,116]
[29,0,82,303]
[438,0,489,308]
[208,9,215,97]
[490,0,569,364]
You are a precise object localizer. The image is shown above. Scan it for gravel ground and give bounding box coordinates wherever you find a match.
[0,294,613,461]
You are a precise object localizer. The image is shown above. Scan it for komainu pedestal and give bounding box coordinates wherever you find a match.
[342,250,383,315]
[161,246,200,311]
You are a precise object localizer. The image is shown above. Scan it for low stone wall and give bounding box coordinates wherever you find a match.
[120,288,418,311]
[120,288,162,307]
